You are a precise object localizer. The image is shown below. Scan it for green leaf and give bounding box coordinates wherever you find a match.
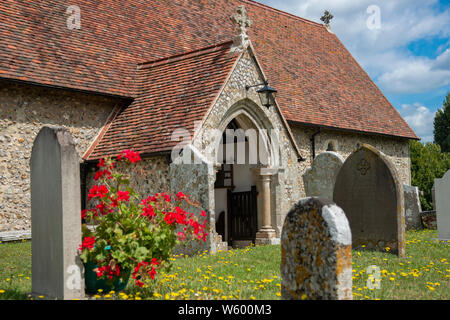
[134,246,149,261]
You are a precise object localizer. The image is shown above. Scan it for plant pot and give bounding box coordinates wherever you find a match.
[84,261,131,294]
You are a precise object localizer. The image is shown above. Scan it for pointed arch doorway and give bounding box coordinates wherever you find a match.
[213,101,279,248]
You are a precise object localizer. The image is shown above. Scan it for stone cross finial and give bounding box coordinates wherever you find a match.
[230,5,252,51]
[320,10,334,31]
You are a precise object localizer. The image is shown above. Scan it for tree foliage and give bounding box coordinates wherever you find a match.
[410,140,450,210]
[434,92,450,152]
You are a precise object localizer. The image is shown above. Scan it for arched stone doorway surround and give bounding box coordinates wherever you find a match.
[211,99,281,246]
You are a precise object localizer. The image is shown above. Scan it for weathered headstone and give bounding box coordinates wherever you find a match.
[303,151,344,200]
[403,185,423,230]
[333,144,405,257]
[31,126,84,300]
[434,170,450,241]
[281,197,352,300]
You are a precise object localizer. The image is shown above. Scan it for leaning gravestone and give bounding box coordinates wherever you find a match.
[281,197,352,300]
[403,185,423,230]
[31,126,84,300]
[434,170,450,241]
[303,151,344,200]
[333,144,405,257]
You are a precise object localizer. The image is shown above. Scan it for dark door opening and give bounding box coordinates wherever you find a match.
[227,186,258,246]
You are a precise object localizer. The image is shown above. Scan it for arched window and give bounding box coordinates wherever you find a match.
[326,140,337,152]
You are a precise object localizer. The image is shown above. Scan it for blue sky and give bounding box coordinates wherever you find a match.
[258,0,450,142]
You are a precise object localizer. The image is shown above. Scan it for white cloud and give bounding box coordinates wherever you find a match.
[378,56,450,94]
[260,0,450,94]
[432,48,450,70]
[399,103,436,142]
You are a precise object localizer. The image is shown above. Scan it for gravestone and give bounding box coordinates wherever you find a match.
[434,170,450,241]
[333,144,405,257]
[281,197,352,300]
[403,185,423,230]
[303,151,344,200]
[170,145,216,255]
[31,126,84,300]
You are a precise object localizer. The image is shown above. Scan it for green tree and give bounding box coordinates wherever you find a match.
[410,140,450,210]
[434,92,450,152]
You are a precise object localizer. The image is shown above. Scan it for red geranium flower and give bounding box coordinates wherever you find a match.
[79,236,95,251]
[117,190,130,202]
[118,150,141,163]
[88,185,109,200]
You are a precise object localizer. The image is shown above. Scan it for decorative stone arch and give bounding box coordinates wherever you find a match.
[212,98,281,246]
[213,98,281,169]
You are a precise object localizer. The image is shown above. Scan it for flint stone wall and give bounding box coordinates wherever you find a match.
[291,125,411,189]
[281,197,352,300]
[86,156,171,202]
[0,79,126,232]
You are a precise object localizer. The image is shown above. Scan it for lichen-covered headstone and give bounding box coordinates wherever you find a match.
[281,197,352,300]
[31,126,84,300]
[333,144,405,257]
[403,185,423,230]
[434,170,450,241]
[303,151,344,200]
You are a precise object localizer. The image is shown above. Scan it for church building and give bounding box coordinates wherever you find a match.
[0,1,418,251]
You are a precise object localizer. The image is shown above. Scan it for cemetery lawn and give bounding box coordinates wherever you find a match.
[0,229,448,300]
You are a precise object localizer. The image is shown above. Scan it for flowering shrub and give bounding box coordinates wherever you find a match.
[79,150,208,288]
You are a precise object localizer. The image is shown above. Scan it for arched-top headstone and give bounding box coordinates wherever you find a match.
[303,151,344,200]
[281,197,352,300]
[31,126,84,300]
[434,170,450,241]
[333,144,405,257]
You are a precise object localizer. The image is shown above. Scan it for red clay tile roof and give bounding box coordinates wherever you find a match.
[85,41,240,160]
[0,0,418,141]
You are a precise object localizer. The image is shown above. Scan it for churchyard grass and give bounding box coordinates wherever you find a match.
[0,240,31,300]
[0,229,448,300]
[351,228,449,300]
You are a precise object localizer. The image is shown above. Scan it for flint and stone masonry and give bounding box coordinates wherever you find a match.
[0,79,126,232]
[1,54,412,238]
[281,197,352,300]
[31,126,84,300]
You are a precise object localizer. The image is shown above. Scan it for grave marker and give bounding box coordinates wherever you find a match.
[281,197,352,300]
[31,126,84,300]
[333,144,405,256]
[403,185,423,230]
[303,151,344,200]
[434,170,450,241]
